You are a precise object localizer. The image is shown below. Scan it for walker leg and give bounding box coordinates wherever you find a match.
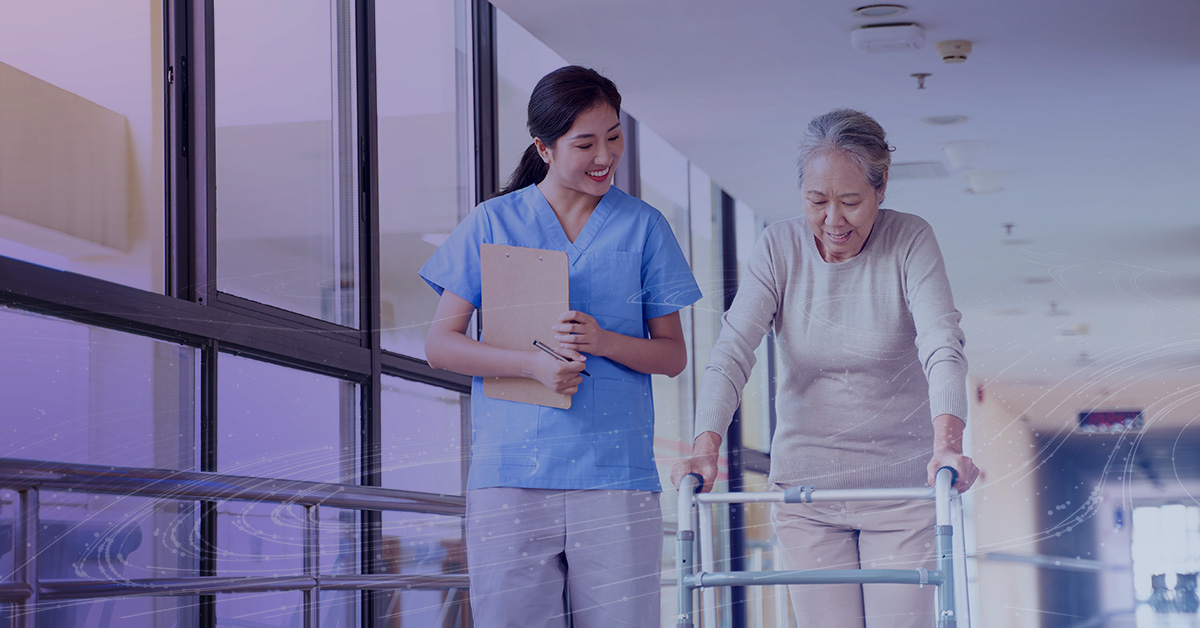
[677,528,695,628]
[935,524,956,628]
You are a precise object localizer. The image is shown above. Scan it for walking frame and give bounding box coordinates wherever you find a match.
[676,466,962,628]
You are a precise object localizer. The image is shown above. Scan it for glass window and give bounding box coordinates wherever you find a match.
[688,169,723,444]
[34,596,197,628]
[214,502,355,577]
[495,8,568,191]
[0,308,198,469]
[381,377,466,495]
[735,201,772,453]
[321,508,360,576]
[320,590,359,628]
[0,1,164,291]
[214,0,359,326]
[379,511,465,625]
[217,353,358,483]
[637,124,697,502]
[216,501,304,577]
[377,0,470,359]
[38,492,198,583]
[216,591,305,627]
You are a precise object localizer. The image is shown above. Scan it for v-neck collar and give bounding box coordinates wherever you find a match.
[531,185,615,263]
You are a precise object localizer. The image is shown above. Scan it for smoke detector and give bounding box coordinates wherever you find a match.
[936,40,972,63]
[851,23,926,53]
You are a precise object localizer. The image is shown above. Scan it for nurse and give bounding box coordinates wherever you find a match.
[419,65,701,628]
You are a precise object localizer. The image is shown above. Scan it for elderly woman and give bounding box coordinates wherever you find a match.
[672,108,980,628]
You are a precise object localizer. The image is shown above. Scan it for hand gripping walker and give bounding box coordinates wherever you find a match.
[676,466,962,628]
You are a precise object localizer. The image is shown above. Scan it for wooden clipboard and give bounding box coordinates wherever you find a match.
[480,243,571,408]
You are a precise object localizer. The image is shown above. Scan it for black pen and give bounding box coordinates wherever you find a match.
[532,339,591,376]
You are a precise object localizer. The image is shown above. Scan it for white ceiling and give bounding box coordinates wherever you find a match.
[492,0,1200,429]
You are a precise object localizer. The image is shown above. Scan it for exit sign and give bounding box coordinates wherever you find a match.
[1077,410,1143,433]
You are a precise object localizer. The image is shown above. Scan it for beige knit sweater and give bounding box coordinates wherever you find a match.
[694,209,969,489]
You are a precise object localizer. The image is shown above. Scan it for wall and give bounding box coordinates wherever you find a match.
[969,378,1043,628]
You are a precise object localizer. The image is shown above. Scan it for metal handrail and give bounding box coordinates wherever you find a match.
[0,457,465,514]
[0,456,469,623]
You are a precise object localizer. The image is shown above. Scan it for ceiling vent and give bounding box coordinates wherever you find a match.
[851,23,925,53]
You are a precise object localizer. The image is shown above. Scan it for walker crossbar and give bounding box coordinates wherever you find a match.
[676,467,961,628]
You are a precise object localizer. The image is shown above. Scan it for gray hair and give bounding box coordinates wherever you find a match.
[796,109,892,198]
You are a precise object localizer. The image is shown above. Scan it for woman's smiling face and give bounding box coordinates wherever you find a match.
[801,150,885,263]
[536,103,624,200]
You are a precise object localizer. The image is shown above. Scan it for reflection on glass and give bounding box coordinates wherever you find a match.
[381,377,465,495]
[321,508,359,576]
[37,492,198,582]
[216,591,305,627]
[377,0,467,359]
[34,595,197,628]
[216,502,357,579]
[0,308,198,469]
[214,0,359,326]
[320,590,359,628]
[379,511,466,626]
[217,353,357,483]
[216,501,304,577]
[0,1,164,290]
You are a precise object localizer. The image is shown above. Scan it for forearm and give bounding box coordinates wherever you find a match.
[933,413,966,452]
[599,331,687,376]
[425,327,539,379]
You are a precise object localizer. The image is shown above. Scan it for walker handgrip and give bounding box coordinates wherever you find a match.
[686,472,705,494]
[937,465,959,487]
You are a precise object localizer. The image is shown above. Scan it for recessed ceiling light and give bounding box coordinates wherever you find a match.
[922,114,968,126]
[852,4,908,19]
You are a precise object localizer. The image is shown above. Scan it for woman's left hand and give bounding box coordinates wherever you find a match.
[927,447,981,491]
[552,311,609,357]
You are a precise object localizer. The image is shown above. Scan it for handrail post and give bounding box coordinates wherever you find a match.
[306,503,320,627]
[15,488,39,628]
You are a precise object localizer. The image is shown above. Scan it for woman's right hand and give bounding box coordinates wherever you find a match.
[528,350,586,395]
[670,431,723,493]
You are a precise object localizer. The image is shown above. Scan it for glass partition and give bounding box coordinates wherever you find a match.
[377,0,470,359]
[379,511,466,626]
[0,1,164,291]
[0,307,198,470]
[214,0,359,326]
[217,353,358,484]
[381,377,466,495]
[495,8,568,192]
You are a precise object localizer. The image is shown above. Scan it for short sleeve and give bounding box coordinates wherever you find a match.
[640,214,703,320]
[418,203,493,307]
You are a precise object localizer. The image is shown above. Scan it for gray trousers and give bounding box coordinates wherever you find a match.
[465,487,663,628]
[771,498,937,628]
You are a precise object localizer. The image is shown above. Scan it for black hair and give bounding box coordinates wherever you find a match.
[497,65,622,196]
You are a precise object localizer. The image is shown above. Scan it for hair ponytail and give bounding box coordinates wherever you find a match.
[494,65,622,197]
[498,143,549,197]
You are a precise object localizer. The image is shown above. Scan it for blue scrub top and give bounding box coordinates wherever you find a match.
[419,184,702,491]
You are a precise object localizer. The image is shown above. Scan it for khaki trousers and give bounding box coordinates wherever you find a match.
[465,488,662,628]
[771,497,937,628]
